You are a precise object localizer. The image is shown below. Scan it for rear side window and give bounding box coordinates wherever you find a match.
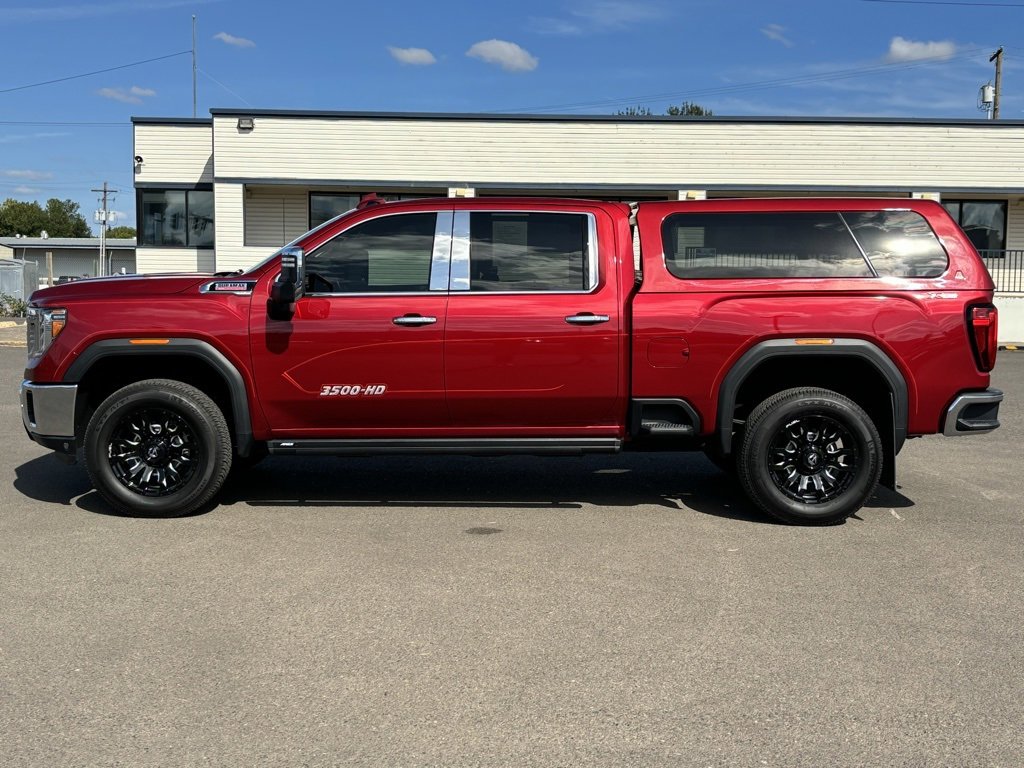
[662,212,872,279]
[469,212,590,292]
[662,210,948,279]
[843,210,948,277]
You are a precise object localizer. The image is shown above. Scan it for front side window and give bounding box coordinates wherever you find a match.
[468,212,590,292]
[942,200,1006,252]
[140,189,214,247]
[306,213,436,293]
[663,212,872,279]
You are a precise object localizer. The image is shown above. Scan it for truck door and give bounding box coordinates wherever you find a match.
[250,210,452,434]
[443,209,621,432]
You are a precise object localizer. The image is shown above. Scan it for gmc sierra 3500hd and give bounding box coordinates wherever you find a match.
[22,196,1002,524]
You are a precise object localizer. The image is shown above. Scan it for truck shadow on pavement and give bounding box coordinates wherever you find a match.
[14,452,915,525]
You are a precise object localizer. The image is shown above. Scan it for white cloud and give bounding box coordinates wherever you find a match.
[886,36,956,63]
[761,23,793,48]
[214,31,255,48]
[531,1,667,35]
[13,185,41,195]
[3,169,53,180]
[97,85,157,104]
[387,46,436,66]
[529,17,583,35]
[571,1,666,28]
[466,40,538,72]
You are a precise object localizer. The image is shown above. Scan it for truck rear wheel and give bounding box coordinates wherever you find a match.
[738,387,881,525]
[84,379,232,516]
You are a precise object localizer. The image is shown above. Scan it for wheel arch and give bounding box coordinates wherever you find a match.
[716,339,908,487]
[64,339,254,455]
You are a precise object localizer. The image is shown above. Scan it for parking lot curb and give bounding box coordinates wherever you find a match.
[999,344,1021,351]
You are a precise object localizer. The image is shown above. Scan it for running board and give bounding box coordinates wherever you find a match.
[267,437,622,457]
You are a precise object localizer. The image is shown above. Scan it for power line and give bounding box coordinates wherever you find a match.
[198,68,252,107]
[862,0,1024,5]
[499,48,989,113]
[0,50,190,95]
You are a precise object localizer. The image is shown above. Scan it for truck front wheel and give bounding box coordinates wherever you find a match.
[737,387,881,525]
[84,379,232,516]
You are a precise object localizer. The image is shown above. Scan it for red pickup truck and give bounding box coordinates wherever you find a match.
[21,196,1002,524]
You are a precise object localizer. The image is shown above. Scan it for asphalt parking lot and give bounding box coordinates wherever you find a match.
[2,346,1022,767]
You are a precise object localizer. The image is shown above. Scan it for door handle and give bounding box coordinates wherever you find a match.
[565,313,610,325]
[392,314,437,326]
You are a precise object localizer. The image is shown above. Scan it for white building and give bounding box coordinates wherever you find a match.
[132,110,1024,332]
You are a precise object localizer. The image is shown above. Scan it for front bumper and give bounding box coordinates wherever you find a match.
[21,380,78,454]
[943,388,1003,436]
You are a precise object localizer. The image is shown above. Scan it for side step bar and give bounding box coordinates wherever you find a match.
[267,437,622,457]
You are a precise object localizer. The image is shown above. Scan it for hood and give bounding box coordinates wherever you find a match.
[30,273,212,304]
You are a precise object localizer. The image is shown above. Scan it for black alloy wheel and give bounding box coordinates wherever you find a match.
[738,387,881,525]
[766,414,857,504]
[107,407,200,496]
[85,379,232,516]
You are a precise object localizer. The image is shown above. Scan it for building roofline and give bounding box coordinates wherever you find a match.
[131,116,213,125]
[0,238,136,249]
[206,108,1024,128]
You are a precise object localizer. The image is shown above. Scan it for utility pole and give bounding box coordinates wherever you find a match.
[92,182,118,277]
[192,15,197,118]
[989,46,1003,119]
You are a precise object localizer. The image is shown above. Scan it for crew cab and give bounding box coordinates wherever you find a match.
[21,196,1002,524]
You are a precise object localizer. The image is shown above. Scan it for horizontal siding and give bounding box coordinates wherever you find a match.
[214,183,278,271]
[244,186,309,246]
[213,117,1024,190]
[135,247,210,273]
[1006,198,1024,251]
[135,124,213,185]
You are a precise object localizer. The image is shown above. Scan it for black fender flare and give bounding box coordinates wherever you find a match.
[716,338,909,460]
[64,338,254,455]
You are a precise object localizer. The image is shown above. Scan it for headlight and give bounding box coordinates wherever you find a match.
[26,306,67,357]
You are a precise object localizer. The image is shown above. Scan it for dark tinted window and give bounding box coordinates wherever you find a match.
[307,213,436,293]
[942,200,1006,252]
[140,189,214,247]
[663,212,871,278]
[469,212,589,292]
[844,210,948,277]
[309,194,359,228]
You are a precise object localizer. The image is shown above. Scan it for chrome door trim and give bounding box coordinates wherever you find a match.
[451,211,471,291]
[429,211,454,291]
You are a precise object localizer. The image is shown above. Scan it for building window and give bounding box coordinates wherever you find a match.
[309,194,360,229]
[140,189,214,248]
[943,200,1007,252]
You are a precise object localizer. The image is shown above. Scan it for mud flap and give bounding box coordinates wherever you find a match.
[880,392,897,490]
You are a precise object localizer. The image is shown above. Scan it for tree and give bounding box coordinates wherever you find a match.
[105,226,136,239]
[0,198,92,237]
[43,199,92,237]
[616,101,713,118]
[0,199,47,237]
[666,101,713,117]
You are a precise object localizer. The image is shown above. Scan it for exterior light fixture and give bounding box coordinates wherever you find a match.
[237,117,254,131]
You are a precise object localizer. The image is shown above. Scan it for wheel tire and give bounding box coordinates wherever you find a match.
[84,379,232,517]
[738,387,881,525]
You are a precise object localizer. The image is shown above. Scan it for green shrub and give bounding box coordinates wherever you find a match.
[0,293,27,317]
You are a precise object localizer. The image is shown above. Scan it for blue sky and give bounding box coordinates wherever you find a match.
[1,0,1021,231]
